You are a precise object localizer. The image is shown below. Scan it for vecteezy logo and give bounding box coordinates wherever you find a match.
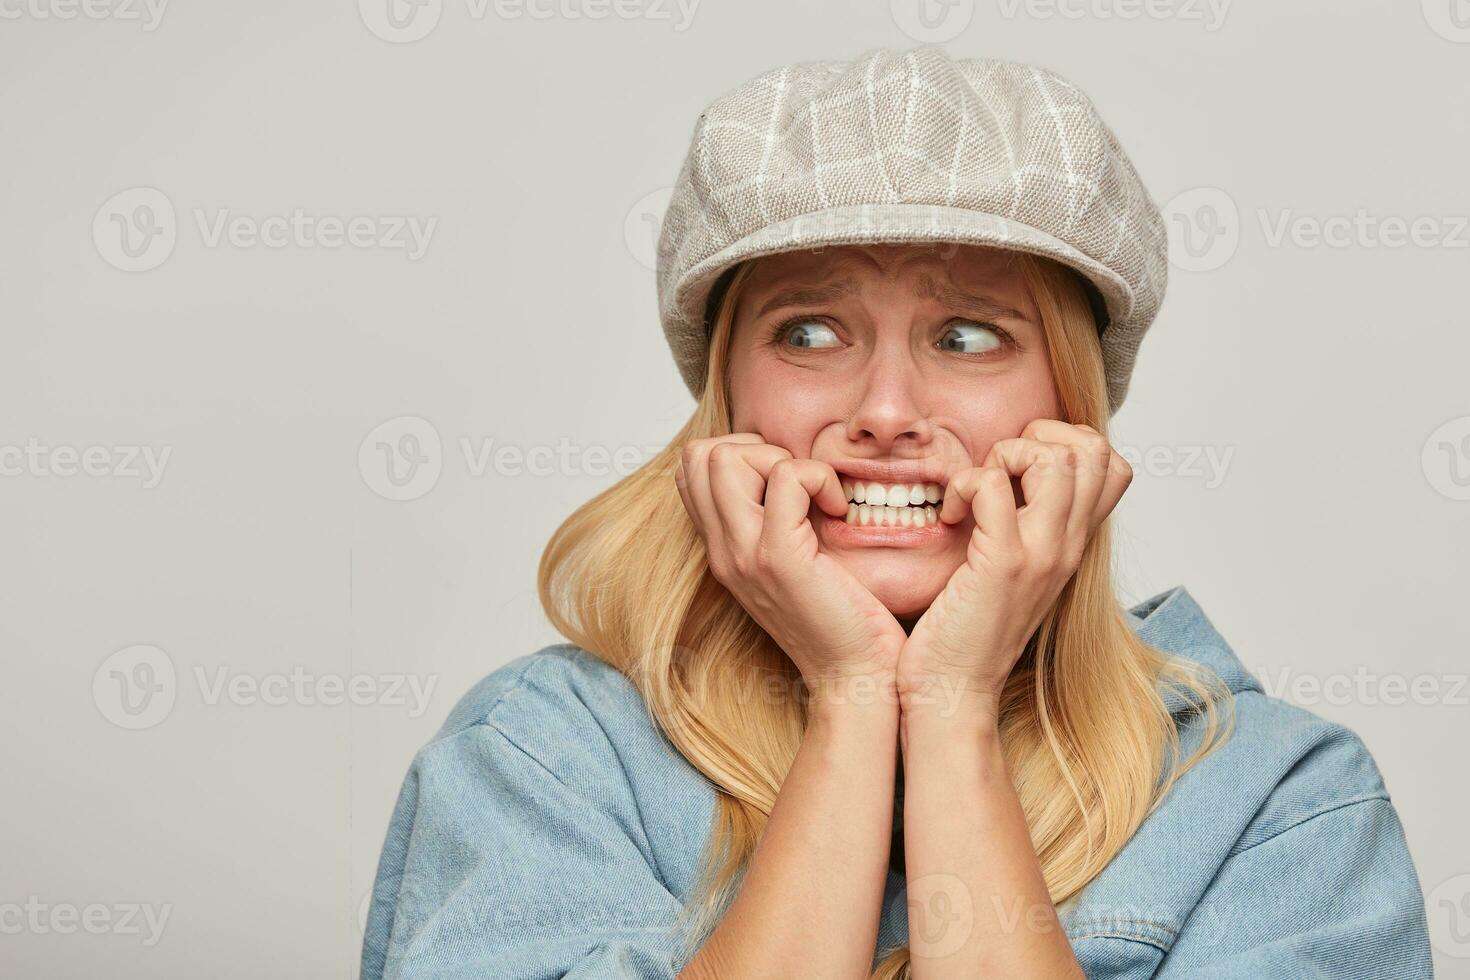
[93,187,177,272]
[1428,872,1470,957]
[1422,415,1470,501]
[358,415,443,501]
[889,0,974,42]
[1162,186,1240,273]
[624,187,674,272]
[358,0,443,42]
[905,872,974,959]
[1422,0,1470,42]
[93,644,178,730]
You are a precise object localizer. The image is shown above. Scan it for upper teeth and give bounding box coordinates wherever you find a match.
[840,480,943,507]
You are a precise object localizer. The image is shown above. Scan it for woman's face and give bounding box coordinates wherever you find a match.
[727,243,1062,621]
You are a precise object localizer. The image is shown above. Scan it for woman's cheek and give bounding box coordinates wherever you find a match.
[733,383,839,449]
[732,400,793,444]
[934,377,1060,448]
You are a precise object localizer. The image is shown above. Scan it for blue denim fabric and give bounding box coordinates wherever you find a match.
[360,586,1433,979]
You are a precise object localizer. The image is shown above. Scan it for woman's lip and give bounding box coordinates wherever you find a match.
[816,512,957,547]
[827,460,956,488]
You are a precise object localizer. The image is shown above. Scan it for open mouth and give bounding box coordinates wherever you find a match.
[837,477,945,528]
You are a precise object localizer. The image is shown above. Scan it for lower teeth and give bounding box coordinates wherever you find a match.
[843,503,939,528]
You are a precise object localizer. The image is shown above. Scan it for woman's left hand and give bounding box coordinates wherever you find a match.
[896,420,1133,720]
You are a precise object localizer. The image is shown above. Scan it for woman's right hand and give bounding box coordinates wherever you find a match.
[675,433,907,699]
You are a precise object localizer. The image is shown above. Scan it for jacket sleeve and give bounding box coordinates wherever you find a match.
[360,719,693,980]
[1152,794,1433,979]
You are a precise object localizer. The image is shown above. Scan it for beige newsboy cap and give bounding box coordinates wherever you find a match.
[654,45,1169,415]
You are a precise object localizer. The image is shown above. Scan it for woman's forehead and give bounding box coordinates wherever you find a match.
[746,243,1023,287]
[738,243,1035,314]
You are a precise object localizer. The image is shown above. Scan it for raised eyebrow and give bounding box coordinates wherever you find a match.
[754,278,859,317]
[916,277,1029,322]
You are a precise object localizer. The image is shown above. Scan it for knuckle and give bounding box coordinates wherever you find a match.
[736,546,766,579]
[1032,547,1059,573]
[1079,439,1106,469]
[997,551,1027,579]
[751,541,778,574]
[708,442,738,469]
[976,467,1009,493]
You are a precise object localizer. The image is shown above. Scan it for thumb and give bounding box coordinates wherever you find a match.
[764,458,847,533]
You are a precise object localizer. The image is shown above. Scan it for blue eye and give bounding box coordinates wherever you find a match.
[779,319,841,349]
[938,321,1004,354]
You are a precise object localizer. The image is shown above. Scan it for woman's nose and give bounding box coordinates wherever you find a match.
[844,355,934,449]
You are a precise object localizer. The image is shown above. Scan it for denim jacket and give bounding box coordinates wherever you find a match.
[360,586,1433,979]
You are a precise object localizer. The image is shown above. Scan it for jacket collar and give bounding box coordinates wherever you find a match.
[1126,585,1262,711]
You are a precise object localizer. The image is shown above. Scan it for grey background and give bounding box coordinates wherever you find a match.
[2,1,1467,976]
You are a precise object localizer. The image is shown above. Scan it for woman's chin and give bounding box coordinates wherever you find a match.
[852,567,949,621]
[818,516,965,620]
[820,539,961,621]
[878,591,937,622]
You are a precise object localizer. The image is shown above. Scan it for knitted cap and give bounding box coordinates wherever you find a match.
[654,45,1169,415]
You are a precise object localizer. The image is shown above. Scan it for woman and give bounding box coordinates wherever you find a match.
[361,47,1432,979]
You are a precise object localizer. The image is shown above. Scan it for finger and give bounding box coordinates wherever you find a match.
[971,466,1021,552]
[1095,452,1133,528]
[681,433,764,539]
[938,466,976,525]
[675,449,712,537]
[1037,421,1132,532]
[1065,423,1131,531]
[940,466,1021,552]
[761,458,847,547]
[708,441,792,545]
[983,437,1075,546]
[674,460,701,535]
[1021,419,1110,540]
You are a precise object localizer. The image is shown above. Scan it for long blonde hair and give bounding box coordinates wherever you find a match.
[537,248,1232,977]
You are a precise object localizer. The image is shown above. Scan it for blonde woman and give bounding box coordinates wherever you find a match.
[361,47,1432,979]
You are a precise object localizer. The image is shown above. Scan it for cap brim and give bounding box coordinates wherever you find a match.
[671,202,1135,351]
